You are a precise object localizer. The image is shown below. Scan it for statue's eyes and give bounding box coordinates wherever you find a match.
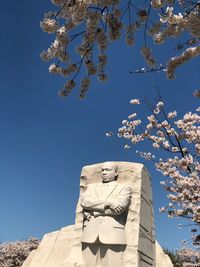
[102,168,113,172]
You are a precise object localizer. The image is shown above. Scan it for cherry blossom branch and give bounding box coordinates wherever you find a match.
[41,0,200,97]
[107,97,200,246]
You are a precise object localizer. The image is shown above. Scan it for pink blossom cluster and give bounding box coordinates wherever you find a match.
[41,0,200,98]
[0,238,39,267]
[177,247,200,265]
[113,98,200,245]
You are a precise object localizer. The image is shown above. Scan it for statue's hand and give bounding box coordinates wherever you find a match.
[110,204,123,213]
[104,201,111,209]
[105,201,123,213]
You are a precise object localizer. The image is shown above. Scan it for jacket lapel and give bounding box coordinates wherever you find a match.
[104,183,118,199]
[95,182,118,199]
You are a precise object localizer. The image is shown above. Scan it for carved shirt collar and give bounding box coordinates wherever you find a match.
[101,180,117,187]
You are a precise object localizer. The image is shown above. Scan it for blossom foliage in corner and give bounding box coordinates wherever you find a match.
[110,98,200,246]
[41,0,200,98]
[0,238,40,267]
[177,247,200,264]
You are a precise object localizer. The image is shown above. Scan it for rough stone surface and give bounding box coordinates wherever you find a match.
[155,241,174,267]
[22,162,173,267]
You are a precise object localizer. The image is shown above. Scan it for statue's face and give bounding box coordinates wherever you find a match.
[101,164,118,183]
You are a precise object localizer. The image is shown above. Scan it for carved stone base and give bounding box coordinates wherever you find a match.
[22,226,173,267]
[22,162,173,267]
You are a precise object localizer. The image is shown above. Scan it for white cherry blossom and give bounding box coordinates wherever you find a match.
[41,1,200,97]
[111,98,200,246]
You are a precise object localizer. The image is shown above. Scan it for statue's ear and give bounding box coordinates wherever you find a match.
[115,168,119,178]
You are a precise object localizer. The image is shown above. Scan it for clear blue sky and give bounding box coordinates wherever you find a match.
[0,0,199,250]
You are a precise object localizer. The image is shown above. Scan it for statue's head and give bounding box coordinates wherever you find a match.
[101,162,118,183]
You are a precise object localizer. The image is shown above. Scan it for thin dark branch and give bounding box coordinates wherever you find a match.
[143,98,178,148]
[144,4,151,47]
[55,0,69,17]
[72,48,91,80]
[70,31,86,42]
[130,65,166,74]
[129,2,139,11]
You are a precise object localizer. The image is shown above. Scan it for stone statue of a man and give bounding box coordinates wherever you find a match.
[80,162,132,267]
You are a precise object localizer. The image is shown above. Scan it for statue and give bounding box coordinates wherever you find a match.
[81,162,132,267]
[22,161,173,267]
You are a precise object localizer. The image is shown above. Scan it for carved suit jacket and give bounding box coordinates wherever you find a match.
[80,181,132,244]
